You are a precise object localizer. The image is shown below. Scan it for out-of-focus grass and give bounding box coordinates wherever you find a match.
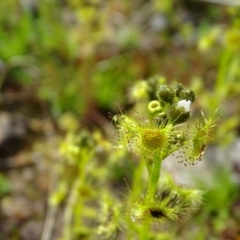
[0,174,10,197]
[0,0,240,239]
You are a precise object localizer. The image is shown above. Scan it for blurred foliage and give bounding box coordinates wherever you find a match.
[0,174,10,197]
[1,0,240,239]
[0,0,239,127]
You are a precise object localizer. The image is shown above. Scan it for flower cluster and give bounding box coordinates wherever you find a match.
[112,83,216,165]
[110,82,218,232]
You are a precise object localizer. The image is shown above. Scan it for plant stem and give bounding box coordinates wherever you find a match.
[139,156,162,239]
[139,224,150,240]
[147,156,162,199]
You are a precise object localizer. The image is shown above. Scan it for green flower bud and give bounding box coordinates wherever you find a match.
[156,85,175,104]
[174,83,184,98]
[179,89,195,102]
[169,100,191,124]
[148,100,162,114]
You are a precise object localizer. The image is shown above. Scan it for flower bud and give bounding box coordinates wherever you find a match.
[169,100,191,124]
[148,100,162,114]
[179,89,195,102]
[156,85,175,104]
[174,83,184,98]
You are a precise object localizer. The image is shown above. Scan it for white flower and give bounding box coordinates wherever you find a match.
[177,100,191,112]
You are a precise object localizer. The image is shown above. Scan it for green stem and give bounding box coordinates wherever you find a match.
[145,161,152,177]
[139,224,150,240]
[139,156,162,239]
[147,157,162,199]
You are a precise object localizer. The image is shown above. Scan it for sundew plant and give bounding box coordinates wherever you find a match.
[110,82,217,238]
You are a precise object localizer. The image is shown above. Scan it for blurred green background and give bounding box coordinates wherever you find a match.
[0,0,240,239]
